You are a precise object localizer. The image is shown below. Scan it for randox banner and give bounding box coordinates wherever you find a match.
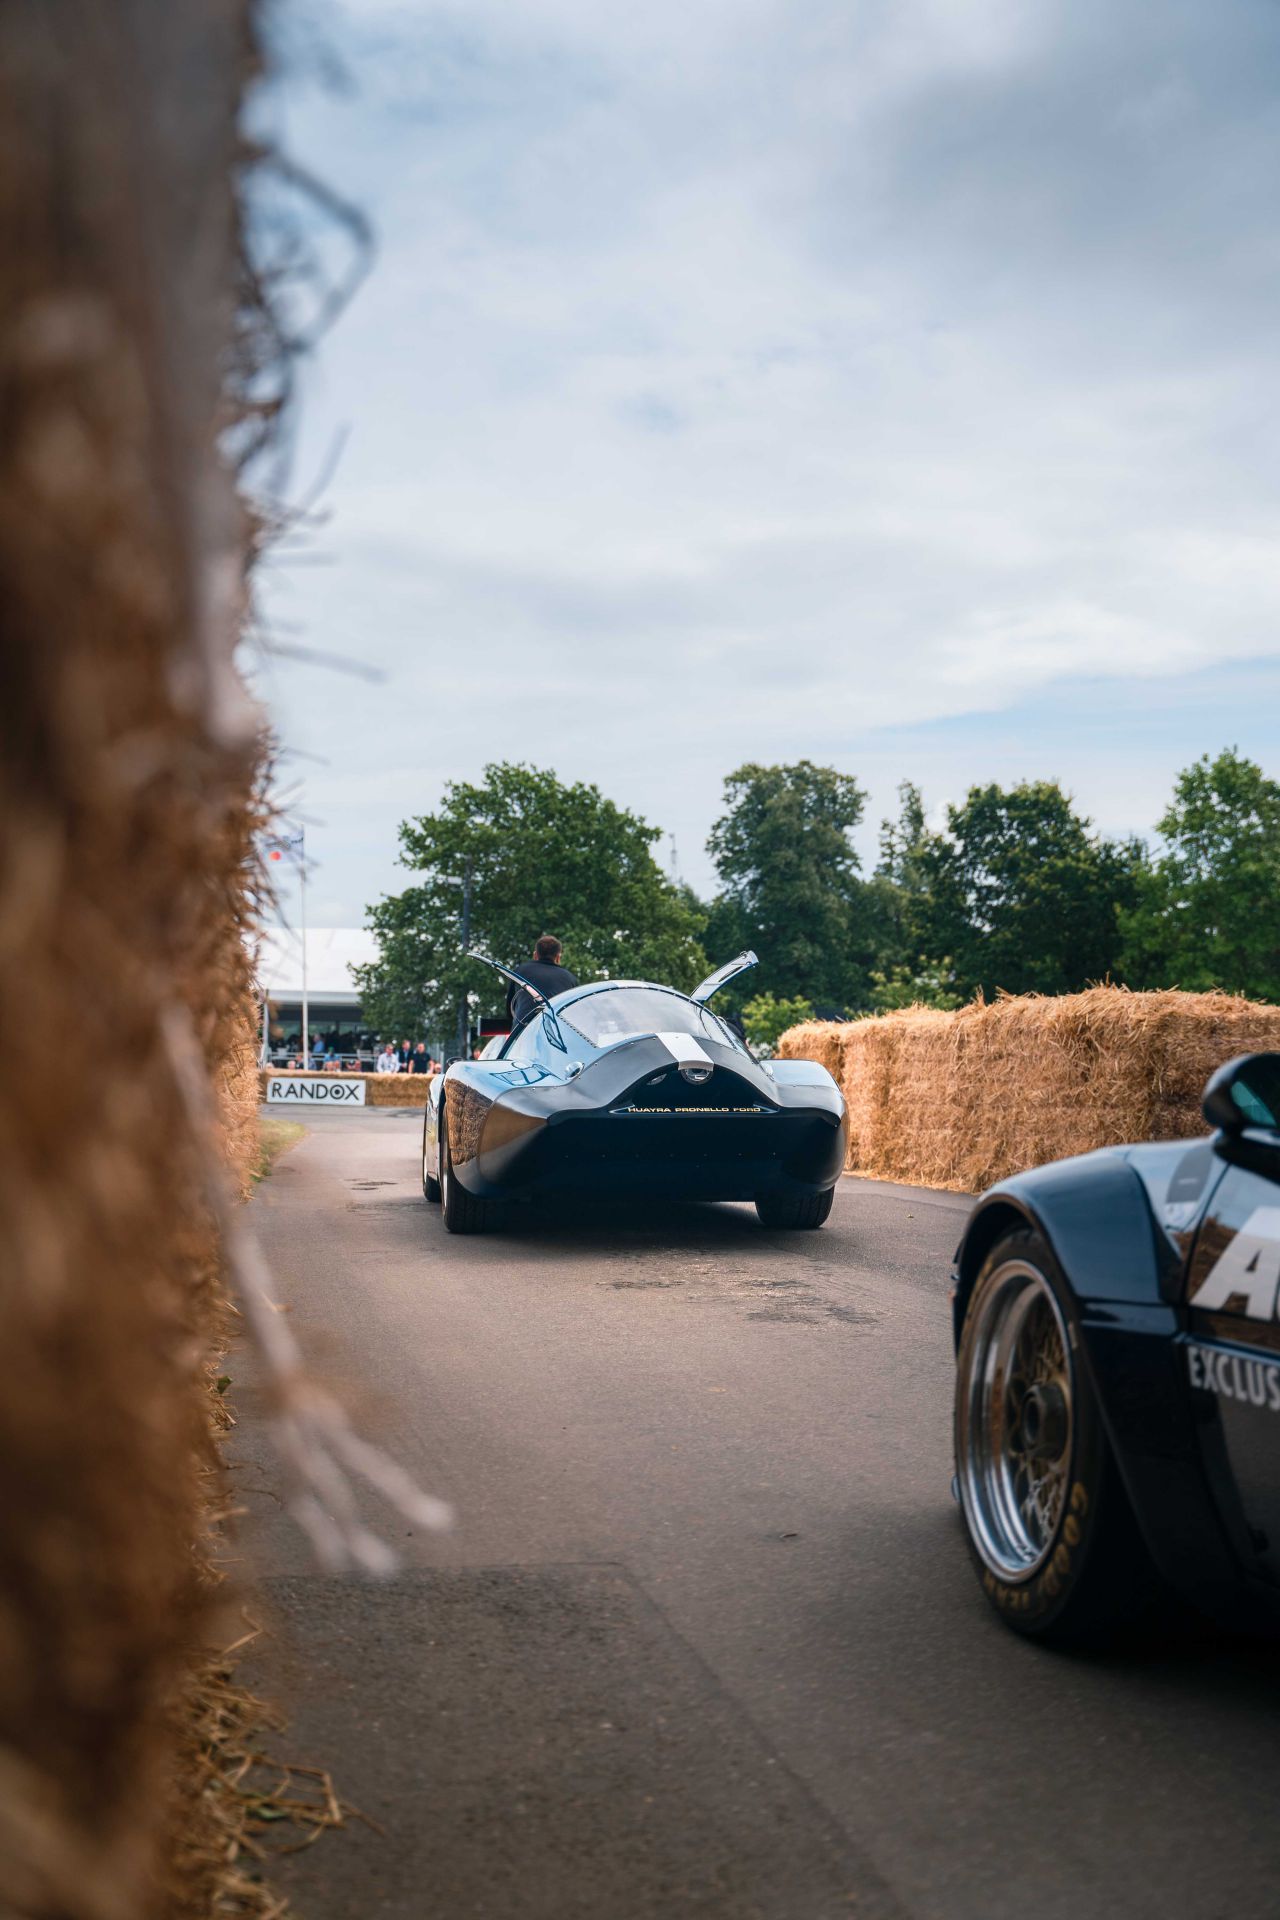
[267,1076,367,1106]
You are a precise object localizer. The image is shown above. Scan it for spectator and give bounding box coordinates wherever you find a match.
[311,1033,326,1066]
[410,1041,432,1074]
[375,1043,399,1074]
[507,933,578,1028]
[397,1037,414,1072]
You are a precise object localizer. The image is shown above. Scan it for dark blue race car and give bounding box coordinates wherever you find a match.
[951,1050,1280,1644]
[422,951,848,1235]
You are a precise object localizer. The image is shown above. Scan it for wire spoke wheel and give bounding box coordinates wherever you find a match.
[958,1259,1074,1580]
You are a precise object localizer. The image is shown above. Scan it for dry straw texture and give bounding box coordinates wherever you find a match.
[777,988,1280,1192]
[0,2,274,1916]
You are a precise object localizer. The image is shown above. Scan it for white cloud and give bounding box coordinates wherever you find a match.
[252,0,1280,917]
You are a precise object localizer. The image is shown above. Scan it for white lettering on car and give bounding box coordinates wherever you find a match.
[1187,1342,1280,1412]
[1191,1207,1280,1320]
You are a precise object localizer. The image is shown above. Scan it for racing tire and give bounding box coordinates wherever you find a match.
[755,1186,835,1230]
[421,1107,441,1203]
[440,1111,491,1235]
[954,1225,1153,1647]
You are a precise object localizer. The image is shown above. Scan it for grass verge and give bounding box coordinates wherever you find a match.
[253,1115,307,1186]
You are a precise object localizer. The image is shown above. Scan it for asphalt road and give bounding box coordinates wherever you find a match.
[233,1107,1280,1920]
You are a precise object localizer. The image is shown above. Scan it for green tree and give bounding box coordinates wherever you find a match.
[356,763,707,1042]
[1119,749,1280,1000]
[705,761,869,1008]
[921,780,1140,999]
[867,961,962,1013]
[739,992,815,1052]
[864,780,936,986]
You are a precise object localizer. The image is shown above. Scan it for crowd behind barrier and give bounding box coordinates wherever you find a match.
[264,1034,444,1074]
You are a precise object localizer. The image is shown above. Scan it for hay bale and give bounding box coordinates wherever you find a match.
[0,2,270,1914]
[776,987,1280,1192]
[367,1072,435,1109]
[775,1020,849,1083]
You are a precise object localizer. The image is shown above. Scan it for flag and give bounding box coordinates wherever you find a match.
[262,827,304,865]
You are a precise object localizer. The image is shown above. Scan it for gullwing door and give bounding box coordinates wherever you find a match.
[691,951,759,1005]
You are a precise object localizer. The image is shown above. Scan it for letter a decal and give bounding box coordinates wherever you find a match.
[1192,1208,1280,1321]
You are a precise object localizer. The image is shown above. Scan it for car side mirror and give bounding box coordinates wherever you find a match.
[1203,1052,1280,1135]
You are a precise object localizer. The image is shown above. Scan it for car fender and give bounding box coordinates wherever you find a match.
[953,1150,1180,1329]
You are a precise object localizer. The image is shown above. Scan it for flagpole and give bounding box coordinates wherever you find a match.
[300,833,309,1068]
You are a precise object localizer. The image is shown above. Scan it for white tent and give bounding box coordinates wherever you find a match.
[251,926,382,1060]
[253,925,379,1008]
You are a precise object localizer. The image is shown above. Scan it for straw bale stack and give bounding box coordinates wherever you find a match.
[772,1020,848,1084]
[368,1071,436,1108]
[777,987,1280,1192]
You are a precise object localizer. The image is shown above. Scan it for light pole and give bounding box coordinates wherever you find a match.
[262,826,306,1059]
[437,856,475,1064]
[300,844,309,1065]
[455,855,473,1061]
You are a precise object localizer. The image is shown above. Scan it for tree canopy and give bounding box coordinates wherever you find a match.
[739,992,816,1052]
[706,760,869,1010]
[918,780,1141,1000]
[356,763,706,1043]
[352,748,1280,1046]
[1119,749,1280,1000]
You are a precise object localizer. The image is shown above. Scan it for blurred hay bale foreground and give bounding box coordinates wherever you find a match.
[0,1,267,1916]
[777,988,1280,1192]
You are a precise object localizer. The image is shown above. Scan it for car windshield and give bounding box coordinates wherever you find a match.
[561,988,738,1050]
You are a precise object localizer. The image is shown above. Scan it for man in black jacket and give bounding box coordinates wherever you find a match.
[507,933,578,1028]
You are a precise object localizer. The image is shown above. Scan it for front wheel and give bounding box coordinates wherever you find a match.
[954,1226,1152,1646]
[755,1187,835,1230]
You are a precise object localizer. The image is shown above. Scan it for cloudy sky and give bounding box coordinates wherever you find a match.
[249,0,1280,927]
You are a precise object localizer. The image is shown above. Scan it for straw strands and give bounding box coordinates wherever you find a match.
[0,4,454,1911]
[778,988,1280,1192]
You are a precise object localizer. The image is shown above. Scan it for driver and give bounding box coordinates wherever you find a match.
[507,933,579,1028]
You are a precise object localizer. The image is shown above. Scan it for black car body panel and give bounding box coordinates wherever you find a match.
[952,1129,1280,1628]
[427,978,848,1207]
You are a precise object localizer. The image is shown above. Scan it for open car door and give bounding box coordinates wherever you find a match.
[691,951,758,1005]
